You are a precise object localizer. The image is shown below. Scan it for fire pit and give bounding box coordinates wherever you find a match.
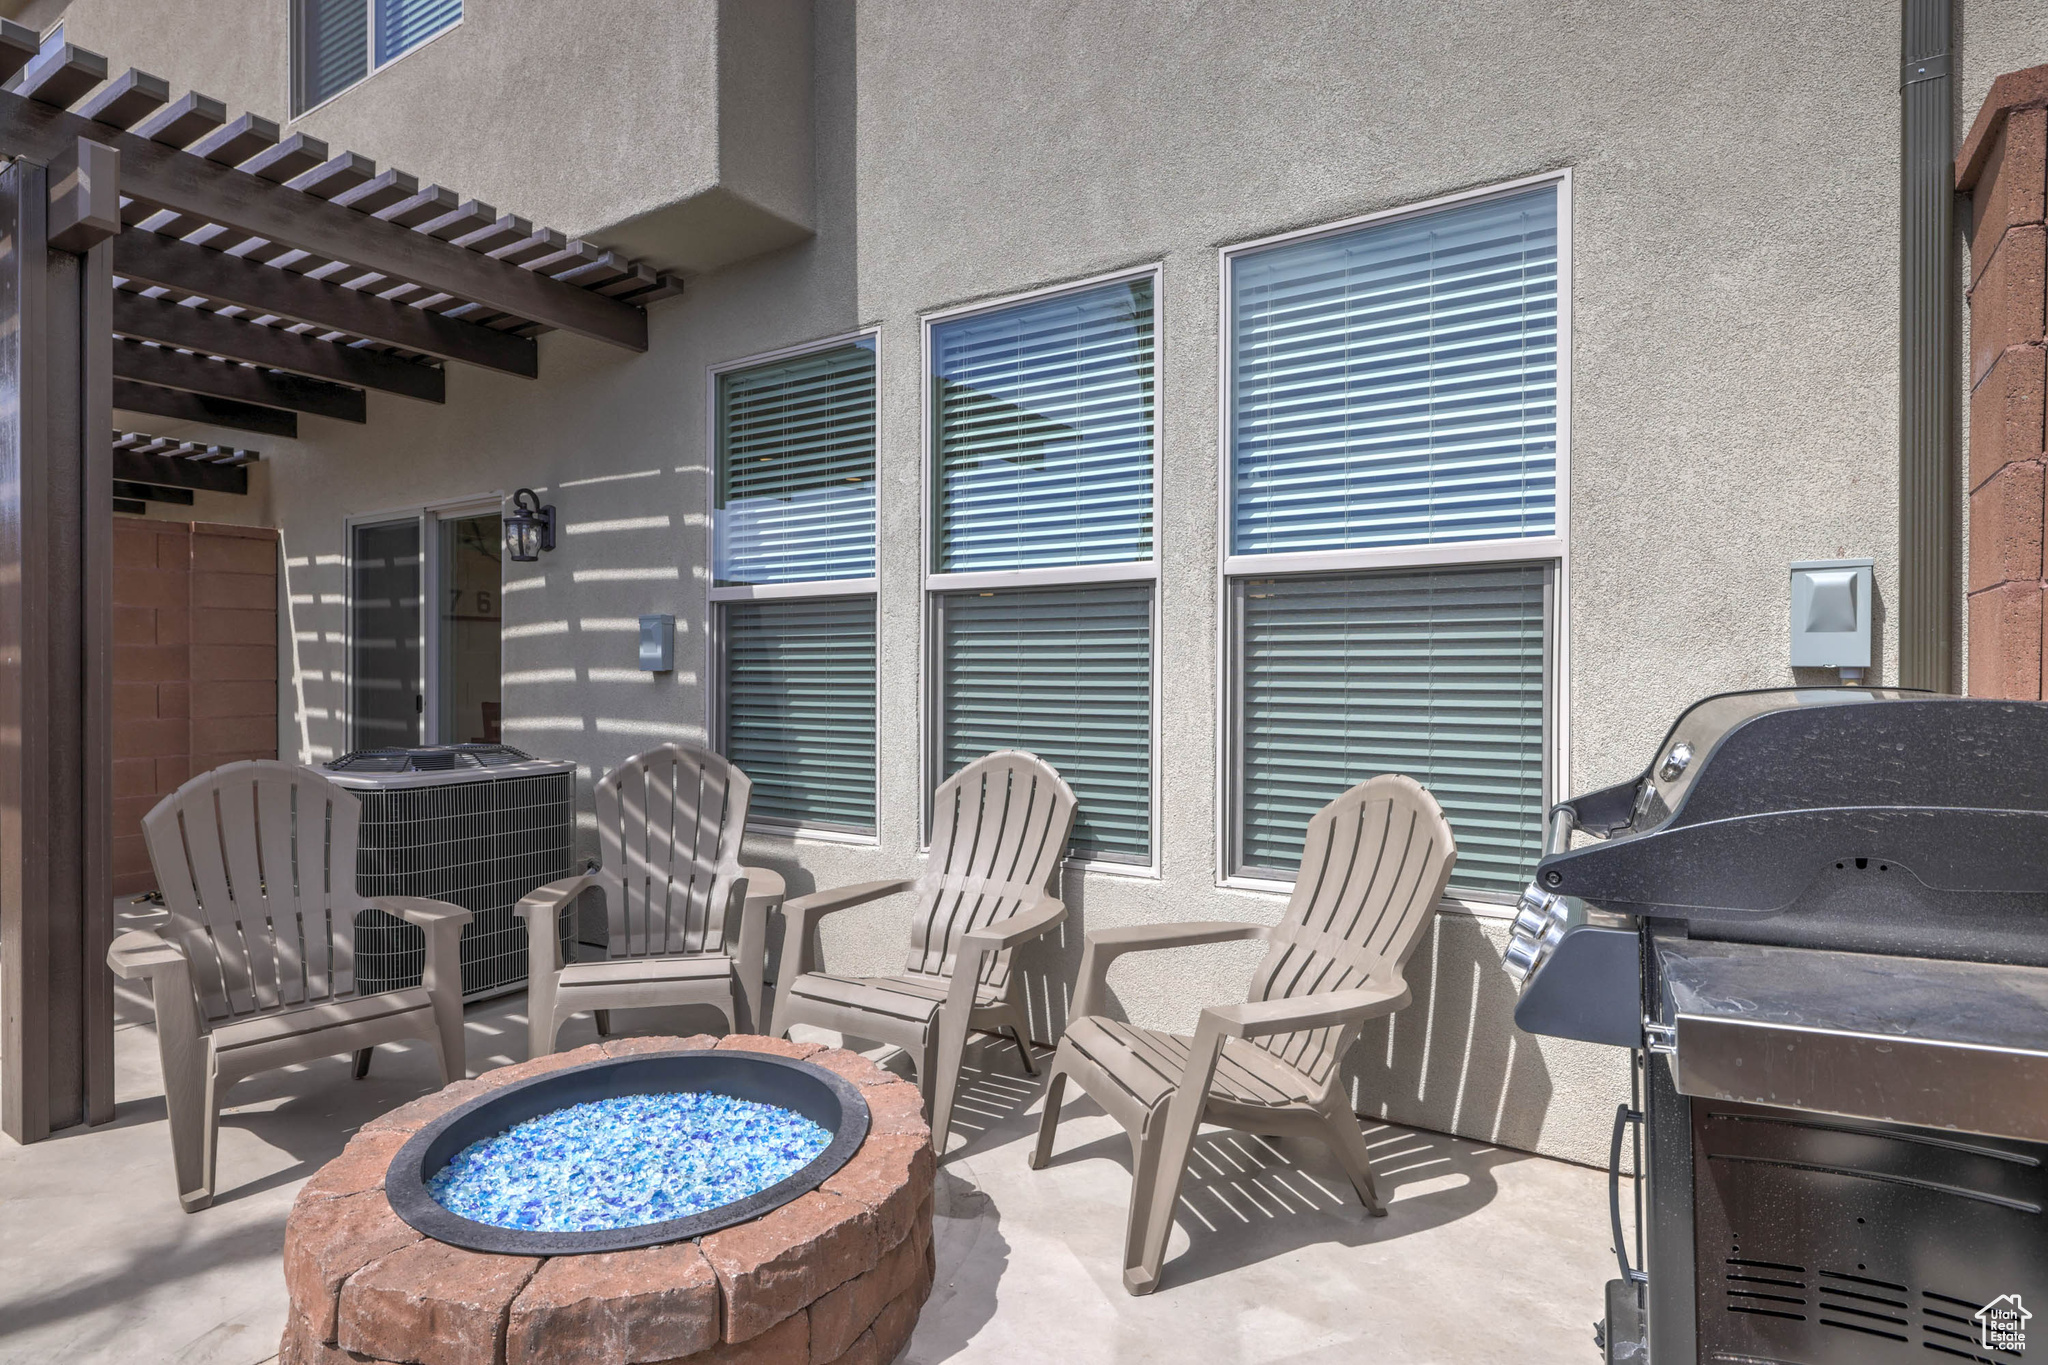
[281,1035,935,1365]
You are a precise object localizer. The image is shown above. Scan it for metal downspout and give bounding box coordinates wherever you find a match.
[1900,0,1955,690]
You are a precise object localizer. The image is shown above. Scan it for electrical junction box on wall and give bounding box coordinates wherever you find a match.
[1789,559,1873,674]
[639,614,675,672]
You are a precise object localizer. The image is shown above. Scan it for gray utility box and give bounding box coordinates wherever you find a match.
[325,745,577,1000]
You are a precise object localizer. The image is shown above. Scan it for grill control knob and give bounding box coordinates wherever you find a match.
[1658,741,1693,782]
[1502,885,1572,985]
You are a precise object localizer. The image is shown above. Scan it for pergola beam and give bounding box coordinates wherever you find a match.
[111,478,192,505]
[111,445,249,494]
[0,88,649,350]
[113,229,537,376]
[113,338,364,422]
[111,290,444,402]
[113,377,296,437]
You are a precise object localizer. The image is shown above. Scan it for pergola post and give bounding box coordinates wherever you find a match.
[0,148,117,1142]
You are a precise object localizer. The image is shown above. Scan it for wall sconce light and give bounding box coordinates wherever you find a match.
[504,488,556,562]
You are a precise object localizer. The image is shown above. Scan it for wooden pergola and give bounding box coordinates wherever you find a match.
[0,25,679,1143]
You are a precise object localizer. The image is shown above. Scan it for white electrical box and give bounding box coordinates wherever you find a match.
[1789,559,1873,672]
[638,614,675,672]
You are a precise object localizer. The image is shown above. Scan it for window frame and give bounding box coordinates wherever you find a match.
[1213,171,1573,909]
[705,328,883,847]
[292,0,464,117]
[920,264,1165,876]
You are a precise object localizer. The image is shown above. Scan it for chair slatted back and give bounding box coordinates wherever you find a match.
[593,744,751,958]
[1246,774,1457,1087]
[142,761,363,1024]
[908,750,1076,987]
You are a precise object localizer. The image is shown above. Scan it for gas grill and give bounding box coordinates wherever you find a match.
[1503,688,2048,1365]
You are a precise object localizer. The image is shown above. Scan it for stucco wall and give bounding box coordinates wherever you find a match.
[85,0,1945,1167]
[47,0,814,275]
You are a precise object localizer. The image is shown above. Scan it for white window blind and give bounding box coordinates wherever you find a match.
[937,585,1151,862]
[724,598,877,833]
[376,0,460,63]
[932,279,1154,572]
[1231,186,1558,556]
[717,341,877,586]
[1237,564,1547,894]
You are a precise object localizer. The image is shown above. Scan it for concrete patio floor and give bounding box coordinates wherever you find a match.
[0,936,1611,1364]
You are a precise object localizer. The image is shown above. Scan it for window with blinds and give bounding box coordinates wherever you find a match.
[931,278,1154,572]
[936,586,1151,862]
[1237,565,1548,895]
[1231,186,1558,556]
[295,0,461,112]
[377,0,462,64]
[714,336,880,836]
[716,340,877,585]
[724,598,877,833]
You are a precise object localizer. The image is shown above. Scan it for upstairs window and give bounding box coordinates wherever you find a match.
[295,0,461,113]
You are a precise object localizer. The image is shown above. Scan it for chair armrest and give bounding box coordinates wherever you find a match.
[371,896,474,929]
[776,878,916,983]
[1084,920,1268,956]
[1201,983,1411,1040]
[959,896,1067,953]
[1072,920,1269,1021]
[106,928,189,981]
[782,878,915,926]
[740,866,786,908]
[513,872,599,924]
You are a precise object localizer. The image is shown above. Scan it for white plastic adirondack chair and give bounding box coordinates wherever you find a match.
[107,761,472,1212]
[1031,773,1456,1294]
[514,743,781,1058]
[771,750,1076,1154]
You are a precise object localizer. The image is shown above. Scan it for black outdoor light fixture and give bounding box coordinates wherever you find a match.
[504,488,556,562]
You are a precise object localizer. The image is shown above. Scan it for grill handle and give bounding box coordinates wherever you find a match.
[1608,1103,1647,1287]
[1545,803,1579,857]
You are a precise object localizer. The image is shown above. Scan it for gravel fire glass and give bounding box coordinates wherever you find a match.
[427,1091,833,1232]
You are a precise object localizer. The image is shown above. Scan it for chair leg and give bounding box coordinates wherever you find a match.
[352,1047,373,1079]
[594,1009,612,1038]
[1002,1004,1037,1075]
[1122,1122,1173,1295]
[430,995,467,1087]
[1028,1068,1068,1171]
[192,1063,224,1215]
[1125,1026,1227,1295]
[158,1027,214,1213]
[1319,1106,1388,1217]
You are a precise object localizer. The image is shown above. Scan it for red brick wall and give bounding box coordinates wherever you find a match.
[1962,68,2048,699]
[112,519,280,897]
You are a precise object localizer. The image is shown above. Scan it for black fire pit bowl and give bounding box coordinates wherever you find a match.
[386,1048,872,1256]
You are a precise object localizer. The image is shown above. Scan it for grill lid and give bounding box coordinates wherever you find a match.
[1532,689,2048,966]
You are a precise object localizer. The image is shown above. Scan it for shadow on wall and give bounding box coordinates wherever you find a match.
[1343,913,1552,1155]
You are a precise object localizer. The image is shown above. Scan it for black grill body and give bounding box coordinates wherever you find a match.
[1506,689,2048,1365]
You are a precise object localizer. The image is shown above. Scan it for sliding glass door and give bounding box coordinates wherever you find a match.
[351,504,503,752]
[351,518,423,749]
[435,512,502,745]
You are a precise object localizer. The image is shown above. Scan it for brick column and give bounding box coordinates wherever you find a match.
[1960,68,2048,698]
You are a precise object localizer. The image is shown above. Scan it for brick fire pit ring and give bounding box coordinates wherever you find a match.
[281,1035,936,1365]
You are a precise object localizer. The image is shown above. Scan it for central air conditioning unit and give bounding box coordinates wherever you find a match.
[325,744,578,1000]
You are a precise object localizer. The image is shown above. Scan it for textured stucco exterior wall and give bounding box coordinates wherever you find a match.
[46,0,814,274]
[78,0,1957,1167]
